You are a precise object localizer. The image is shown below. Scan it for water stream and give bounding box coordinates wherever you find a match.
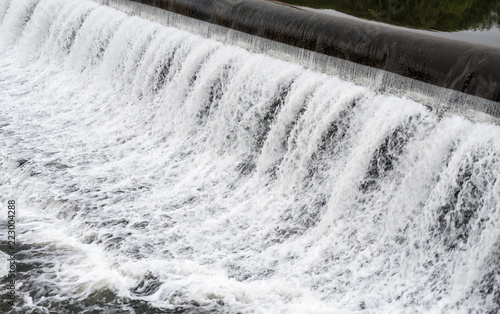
[0,0,499,313]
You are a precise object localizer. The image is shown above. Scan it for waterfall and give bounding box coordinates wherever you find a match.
[0,0,499,313]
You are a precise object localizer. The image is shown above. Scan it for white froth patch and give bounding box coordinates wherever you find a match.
[0,251,10,278]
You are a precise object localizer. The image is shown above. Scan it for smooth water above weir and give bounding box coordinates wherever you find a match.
[277,0,500,32]
[287,0,500,49]
[0,0,499,313]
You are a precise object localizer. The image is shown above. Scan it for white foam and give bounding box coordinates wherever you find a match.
[0,0,499,312]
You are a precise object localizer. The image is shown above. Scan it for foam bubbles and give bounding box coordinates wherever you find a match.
[0,0,499,312]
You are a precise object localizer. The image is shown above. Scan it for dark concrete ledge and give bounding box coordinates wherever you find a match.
[131,0,500,103]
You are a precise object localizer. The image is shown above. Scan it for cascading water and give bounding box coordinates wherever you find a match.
[0,0,499,313]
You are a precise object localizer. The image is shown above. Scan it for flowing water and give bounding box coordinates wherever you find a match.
[0,0,499,313]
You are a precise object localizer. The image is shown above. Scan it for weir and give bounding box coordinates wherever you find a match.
[97,0,500,119]
[0,0,499,313]
[126,0,500,104]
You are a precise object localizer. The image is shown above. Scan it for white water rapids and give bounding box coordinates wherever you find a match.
[0,0,499,313]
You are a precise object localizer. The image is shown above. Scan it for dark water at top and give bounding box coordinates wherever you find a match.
[275,0,500,31]
[276,0,500,46]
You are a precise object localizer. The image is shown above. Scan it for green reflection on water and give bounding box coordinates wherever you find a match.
[277,0,500,31]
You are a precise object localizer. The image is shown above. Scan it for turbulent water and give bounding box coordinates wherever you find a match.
[0,0,499,313]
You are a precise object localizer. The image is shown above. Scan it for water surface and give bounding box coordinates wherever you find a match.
[1,0,499,313]
[276,0,500,47]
